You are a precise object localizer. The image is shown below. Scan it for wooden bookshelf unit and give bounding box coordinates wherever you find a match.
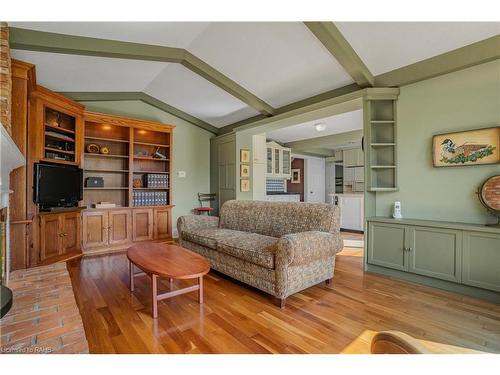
[80,112,175,255]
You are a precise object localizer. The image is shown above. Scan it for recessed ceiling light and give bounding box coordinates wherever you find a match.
[314,123,327,132]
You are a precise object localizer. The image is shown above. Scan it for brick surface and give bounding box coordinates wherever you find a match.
[0,263,89,354]
[0,22,11,133]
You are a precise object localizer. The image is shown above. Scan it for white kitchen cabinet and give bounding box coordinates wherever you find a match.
[266,194,301,202]
[252,134,267,164]
[331,194,364,231]
[266,141,292,179]
[343,148,364,167]
[354,167,364,182]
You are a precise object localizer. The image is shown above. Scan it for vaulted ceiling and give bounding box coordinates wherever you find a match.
[10,22,500,133]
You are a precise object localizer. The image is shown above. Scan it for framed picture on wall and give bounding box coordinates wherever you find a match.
[240,149,250,163]
[240,164,250,178]
[432,126,500,167]
[291,169,300,183]
[240,179,250,192]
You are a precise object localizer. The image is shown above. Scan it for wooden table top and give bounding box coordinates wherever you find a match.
[127,243,210,279]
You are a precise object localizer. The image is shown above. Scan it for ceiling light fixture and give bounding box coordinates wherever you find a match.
[314,123,327,132]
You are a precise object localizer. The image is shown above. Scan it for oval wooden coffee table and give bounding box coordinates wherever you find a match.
[127,243,210,319]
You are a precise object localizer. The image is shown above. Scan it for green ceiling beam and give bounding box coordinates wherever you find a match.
[182,52,274,116]
[305,22,374,88]
[9,27,275,116]
[285,130,363,151]
[375,34,500,87]
[9,27,185,62]
[60,91,219,134]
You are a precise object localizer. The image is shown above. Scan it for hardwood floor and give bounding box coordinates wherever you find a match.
[67,247,500,354]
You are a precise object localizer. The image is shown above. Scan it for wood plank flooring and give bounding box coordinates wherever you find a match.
[67,248,500,354]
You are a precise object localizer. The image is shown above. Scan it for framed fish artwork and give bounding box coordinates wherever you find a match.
[432,127,500,167]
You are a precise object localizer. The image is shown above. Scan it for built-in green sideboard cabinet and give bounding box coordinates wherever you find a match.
[366,217,500,302]
[462,231,500,292]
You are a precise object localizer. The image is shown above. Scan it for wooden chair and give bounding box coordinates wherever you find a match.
[193,193,216,215]
[371,331,483,354]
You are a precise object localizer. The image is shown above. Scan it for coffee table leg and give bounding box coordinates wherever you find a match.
[198,276,204,304]
[169,278,173,290]
[152,274,158,319]
[129,261,134,292]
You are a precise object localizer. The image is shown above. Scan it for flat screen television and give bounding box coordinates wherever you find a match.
[34,163,83,211]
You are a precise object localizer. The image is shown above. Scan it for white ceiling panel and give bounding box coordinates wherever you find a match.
[188,22,354,108]
[336,22,500,75]
[11,50,169,92]
[144,64,259,127]
[10,22,210,48]
[267,110,363,144]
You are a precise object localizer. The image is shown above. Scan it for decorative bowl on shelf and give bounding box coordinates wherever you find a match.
[86,143,100,154]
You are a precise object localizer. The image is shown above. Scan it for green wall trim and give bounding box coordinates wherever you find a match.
[375,35,500,87]
[60,91,219,134]
[9,27,274,116]
[305,22,374,87]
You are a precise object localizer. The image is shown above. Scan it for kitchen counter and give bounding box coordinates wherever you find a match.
[266,192,301,202]
[266,192,300,195]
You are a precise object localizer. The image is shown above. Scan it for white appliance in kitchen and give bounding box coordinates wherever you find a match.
[330,193,364,231]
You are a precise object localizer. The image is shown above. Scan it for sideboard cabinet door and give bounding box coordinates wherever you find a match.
[368,222,408,271]
[408,226,462,283]
[40,215,62,261]
[82,211,109,249]
[108,209,132,246]
[462,231,500,292]
[133,208,154,242]
[61,212,81,254]
[153,208,171,240]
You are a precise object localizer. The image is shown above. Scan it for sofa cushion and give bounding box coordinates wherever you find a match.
[182,228,240,249]
[219,200,340,238]
[216,232,278,269]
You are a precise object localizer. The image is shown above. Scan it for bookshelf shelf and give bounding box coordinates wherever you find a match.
[85,136,129,144]
[45,147,75,155]
[134,141,170,147]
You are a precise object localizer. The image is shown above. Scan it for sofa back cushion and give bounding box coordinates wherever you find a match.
[219,200,340,238]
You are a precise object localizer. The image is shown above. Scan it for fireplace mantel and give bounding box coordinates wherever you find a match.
[0,123,26,282]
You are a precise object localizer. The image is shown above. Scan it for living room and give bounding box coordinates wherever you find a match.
[1,1,500,372]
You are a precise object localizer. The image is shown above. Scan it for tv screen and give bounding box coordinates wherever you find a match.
[34,163,83,210]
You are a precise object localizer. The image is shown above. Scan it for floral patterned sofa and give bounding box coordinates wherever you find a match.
[177,200,343,307]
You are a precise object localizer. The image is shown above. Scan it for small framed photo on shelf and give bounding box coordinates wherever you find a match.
[240,179,250,192]
[240,149,250,163]
[291,169,301,183]
[240,164,250,178]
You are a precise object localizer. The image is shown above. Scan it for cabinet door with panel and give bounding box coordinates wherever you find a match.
[368,222,408,271]
[462,231,500,292]
[82,211,109,249]
[408,226,462,282]
[154,208,171,240]
[282,149,291,177]
[108,209,131,246]
[266,148,273,174]
[61,212,81,253]
[40,215,62,261]
[133,208,154,241]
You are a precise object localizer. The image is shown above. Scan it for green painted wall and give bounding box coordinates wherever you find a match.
[376,60,500,224]
[79,100,214,231]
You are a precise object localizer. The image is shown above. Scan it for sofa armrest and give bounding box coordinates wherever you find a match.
[177,215,219,237]
[276,231,343,267]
